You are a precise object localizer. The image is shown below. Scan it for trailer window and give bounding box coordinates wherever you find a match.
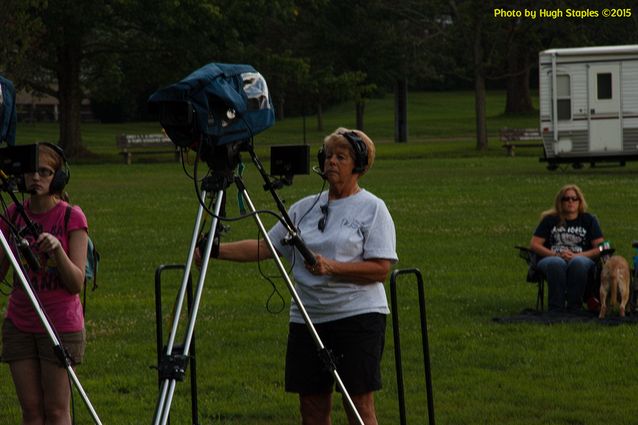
[597,73,612,100]
[556,74,571,120]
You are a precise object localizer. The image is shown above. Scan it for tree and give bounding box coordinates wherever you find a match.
[375,0,450,142]
[502,15,538,114]
[1,0,226,157]
[447,0,495,151]
[2,1,113,156]
[500,0,638,115]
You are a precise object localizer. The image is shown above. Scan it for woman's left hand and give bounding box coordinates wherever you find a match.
[306,254,333,276]
[36,232,62,254]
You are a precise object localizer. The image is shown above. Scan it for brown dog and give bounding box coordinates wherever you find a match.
[599,255,631,319]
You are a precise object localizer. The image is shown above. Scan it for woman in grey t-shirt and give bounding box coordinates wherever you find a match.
[206,128,397,425]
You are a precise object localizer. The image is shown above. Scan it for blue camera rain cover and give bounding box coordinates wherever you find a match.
[148,63,275,146]
[0,75,17,146]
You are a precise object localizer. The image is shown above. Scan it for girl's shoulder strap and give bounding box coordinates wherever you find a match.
[64,204,73,230]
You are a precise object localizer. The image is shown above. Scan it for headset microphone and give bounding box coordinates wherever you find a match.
[312,165,326,179]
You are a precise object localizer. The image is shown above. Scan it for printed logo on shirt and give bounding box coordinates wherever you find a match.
[341,217,364,230]
[550,225,587,253]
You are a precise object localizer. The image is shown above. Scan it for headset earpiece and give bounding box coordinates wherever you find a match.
[341,131,368,174]
[39,142,70,193]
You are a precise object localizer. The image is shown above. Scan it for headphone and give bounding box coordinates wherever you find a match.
[317,131,368,174]
[40,142,70,193]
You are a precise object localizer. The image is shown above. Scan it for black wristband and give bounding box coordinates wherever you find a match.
[211,235,220,258]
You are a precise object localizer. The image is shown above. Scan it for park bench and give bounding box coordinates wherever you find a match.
[116,133,180,165]
[500,128,543,157]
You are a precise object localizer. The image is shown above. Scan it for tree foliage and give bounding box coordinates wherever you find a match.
[2,0,638,154]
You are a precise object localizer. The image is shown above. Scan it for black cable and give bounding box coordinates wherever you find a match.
[188,136,291,229]
[255,228,286,314]
[180,148,196,180]
[295,180,327,230]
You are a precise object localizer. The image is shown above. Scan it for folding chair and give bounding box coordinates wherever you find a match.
[515,245,604,312]
[515,246,546,311]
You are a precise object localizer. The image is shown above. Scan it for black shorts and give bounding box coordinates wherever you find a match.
[285,313,386,395]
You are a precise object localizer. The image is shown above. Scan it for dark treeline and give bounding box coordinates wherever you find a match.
[2,0,637,155]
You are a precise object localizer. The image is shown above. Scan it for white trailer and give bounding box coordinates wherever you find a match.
[538,45,638,169]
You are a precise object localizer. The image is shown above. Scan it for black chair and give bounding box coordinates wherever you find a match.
[515,245,604,312]
[515,246,546,311]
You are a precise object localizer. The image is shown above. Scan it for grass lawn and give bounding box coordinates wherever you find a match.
[1,91,638,424]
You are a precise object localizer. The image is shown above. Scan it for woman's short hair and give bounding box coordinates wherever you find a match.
[323,127,376,175]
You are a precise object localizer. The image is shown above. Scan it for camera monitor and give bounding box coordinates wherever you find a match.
[0,144,38,176]
[270,145,310,177]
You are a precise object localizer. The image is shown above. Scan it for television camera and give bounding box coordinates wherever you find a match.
[148,63,276,171]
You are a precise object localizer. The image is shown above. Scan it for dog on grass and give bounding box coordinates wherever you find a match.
[599,255,631,319]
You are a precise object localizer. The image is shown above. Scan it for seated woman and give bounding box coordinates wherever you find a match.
[529,184,604,312]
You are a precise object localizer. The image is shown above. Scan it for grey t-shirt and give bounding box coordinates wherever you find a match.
[268,189,398,324]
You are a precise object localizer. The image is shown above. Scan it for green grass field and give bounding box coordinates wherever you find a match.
[1,91,638,424]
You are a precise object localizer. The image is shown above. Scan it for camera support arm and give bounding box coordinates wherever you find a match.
[0,170,40,239]
[246,145,317,266]
[0,171,42,271]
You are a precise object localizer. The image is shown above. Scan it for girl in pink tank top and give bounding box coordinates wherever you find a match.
[0,143,88,425]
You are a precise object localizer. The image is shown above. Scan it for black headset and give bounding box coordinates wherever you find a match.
[317,131,368,174]
[40,142,70,193]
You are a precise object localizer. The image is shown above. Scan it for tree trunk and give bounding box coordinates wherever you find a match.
[474,75,488,151]
[473,24,488,151]
[56,42,83,158]
[394,78,408,143]
[277,96,285,120]
[316,103,323,132]
[355,101,365,131]
[505,48,534,114]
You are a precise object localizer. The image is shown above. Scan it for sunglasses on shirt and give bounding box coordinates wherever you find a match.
[318,204,329,232]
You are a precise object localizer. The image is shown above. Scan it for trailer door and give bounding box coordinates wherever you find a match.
[588,63,621,152]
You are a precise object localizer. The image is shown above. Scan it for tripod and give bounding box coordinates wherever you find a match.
[0,177,102,425]
[152,146,365,425]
